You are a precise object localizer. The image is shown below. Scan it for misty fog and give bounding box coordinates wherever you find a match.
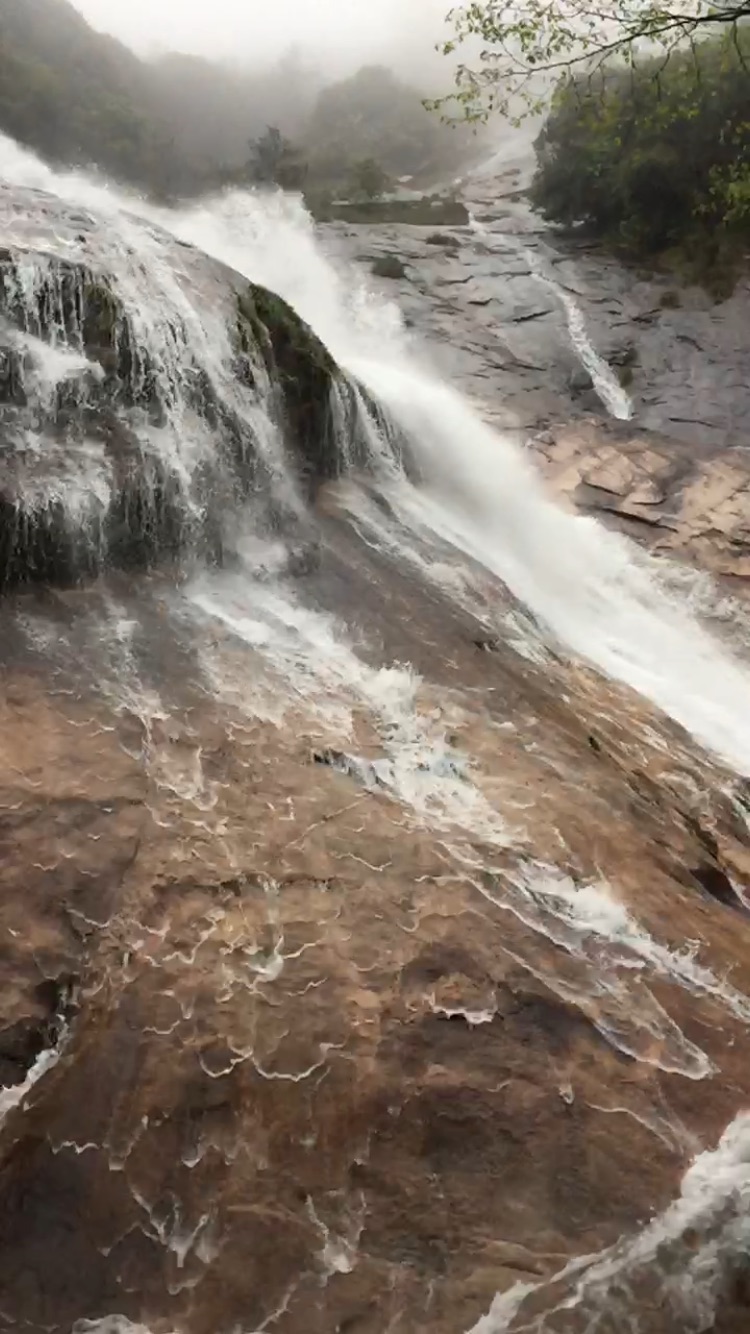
[71,0,455,83]
[0,0,505,208]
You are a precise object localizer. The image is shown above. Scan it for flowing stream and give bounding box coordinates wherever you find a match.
[4,131,750,1332]
[469,211,634,421]
[3,130,750,769]
[167,188,750,778]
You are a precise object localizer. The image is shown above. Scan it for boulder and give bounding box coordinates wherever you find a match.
[426,232,461,251]
[3,528,750,1334]
[569,367,594,394]
[372,254,407,280]
[0,188,355,589]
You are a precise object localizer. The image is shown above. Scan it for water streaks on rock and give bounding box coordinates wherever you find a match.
[2,135,750,1334]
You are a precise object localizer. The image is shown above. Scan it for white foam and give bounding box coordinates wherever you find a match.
[0,1028,67,1128]
[465,1284,539,1334]
[451,853,750,1077]
[153,172,750,779]
[467,1109,750,1332]
[73,1319,165,1334]
[4,132,750,778]
[524,869,750,1022]
[188,572,510,843]
[9,326,103,411]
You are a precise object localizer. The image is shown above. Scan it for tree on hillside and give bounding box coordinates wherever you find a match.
[305,64,472,184]
[348,158,391,201]
[528,26,750,280]
[439,0,750,120]
[246,126,307,190]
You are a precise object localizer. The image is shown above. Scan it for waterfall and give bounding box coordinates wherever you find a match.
[469,211,634,421]
[522,244,634,421]
[4,130,750,1334]
[158,181,750,779]
[2,133,750,775]
[0,163,390,584]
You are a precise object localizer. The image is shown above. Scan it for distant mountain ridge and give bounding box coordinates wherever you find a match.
[0,0,475,198]
[0,0,187,192]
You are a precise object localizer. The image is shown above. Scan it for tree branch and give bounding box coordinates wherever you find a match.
[438,0,750,120]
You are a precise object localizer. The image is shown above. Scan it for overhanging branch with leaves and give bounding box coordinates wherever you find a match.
[437,0,750,119]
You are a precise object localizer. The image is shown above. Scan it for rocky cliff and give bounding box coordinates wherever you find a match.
[0,182,357,589]
[3,174,750,1334]
[333,156,750,456]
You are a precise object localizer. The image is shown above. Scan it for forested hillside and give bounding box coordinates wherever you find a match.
[304,64,472,185]
[0,0,474,198]
[530,26,750,287]
[0,0,180,191]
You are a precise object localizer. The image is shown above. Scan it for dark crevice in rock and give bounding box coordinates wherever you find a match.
[691,862,744,911]
[510,308,552,324]
[312,747,386,790]
[0,975,77,1095]
[683,811,720,861]
[0,1019,46,1090]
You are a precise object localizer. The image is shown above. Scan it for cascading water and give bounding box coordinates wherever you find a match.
[161,183,750,778]
[5,131,750,1334]
[2,132,750,775]
[469,211,634,421]
[0,153,364,584]
[522,245,634,421]
[466,1107,750,1333]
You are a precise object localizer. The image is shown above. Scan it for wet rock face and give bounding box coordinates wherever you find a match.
[4,534,750,1334]
[0,189,351,590]
[237,285,345,488]
[529,418,750,580]
[371,254,407,280]
[331,159,750,449]
[5,165,750,1334]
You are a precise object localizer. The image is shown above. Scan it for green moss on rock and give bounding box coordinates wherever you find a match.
[237,284,341,484]
[0,248,351,592]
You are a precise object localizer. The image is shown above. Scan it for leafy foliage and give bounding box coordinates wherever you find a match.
[304,65,473,185]
[529,27,750,276]
[347,158,392,201]
[0,2,477,200]
[246,127,308,191]
[440,0,750,122]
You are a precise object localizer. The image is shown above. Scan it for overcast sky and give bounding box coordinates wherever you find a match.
[71,0,452,71]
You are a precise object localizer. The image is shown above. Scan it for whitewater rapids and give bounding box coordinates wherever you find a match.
[6,130,750,1334]
[0,134,750,773]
